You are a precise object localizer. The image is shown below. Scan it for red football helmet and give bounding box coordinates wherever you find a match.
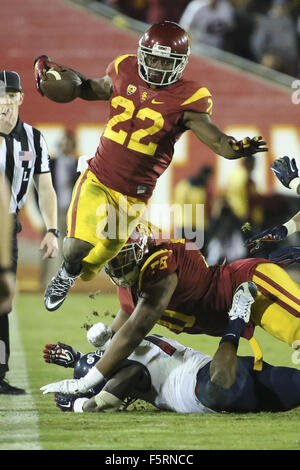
[138,21,190,86]
[105,223,155,287]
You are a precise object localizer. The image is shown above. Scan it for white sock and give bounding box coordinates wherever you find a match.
[73,397,89,413]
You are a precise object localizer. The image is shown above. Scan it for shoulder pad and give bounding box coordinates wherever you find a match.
[114,54,136,75]
[105,54,136,79]
[180,86,213,115]
[138,249,176,290]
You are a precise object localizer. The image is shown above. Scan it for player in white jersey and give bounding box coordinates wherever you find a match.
[43,334,213,413]
[124,335,213,413]
[43,330,300,414]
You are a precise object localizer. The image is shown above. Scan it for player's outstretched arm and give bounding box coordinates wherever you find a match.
[182,111,268,159]
[92,273,178,378]
[245,156,300,253]
[55,363,149,412]
[34,55,113,101]
[40,274,178,396]
[245,212,300,253]
[82,364,149,413]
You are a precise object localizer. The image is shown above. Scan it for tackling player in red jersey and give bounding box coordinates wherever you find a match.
[40,224,300,397]
[34,21,267,312]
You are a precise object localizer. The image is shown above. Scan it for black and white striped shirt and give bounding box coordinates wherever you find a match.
[0,118,50,214]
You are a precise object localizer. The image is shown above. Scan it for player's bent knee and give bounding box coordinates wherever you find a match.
[210,369,234,390]
[63,237,94,263]
[199,380,231,411]
[196,366,232,411]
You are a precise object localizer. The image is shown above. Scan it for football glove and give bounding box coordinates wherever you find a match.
[43,342,81,368]
[228,136,268,158]
[269,246,300,265]
[86,322,113,348]
[271,156,299,188]
[41,378,88,395]
[55,393,77,412]
[34,55,63,95]
[41,365,103,395]
[245,225,288,253]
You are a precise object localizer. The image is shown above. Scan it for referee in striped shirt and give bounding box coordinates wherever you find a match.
[0,71,59,394]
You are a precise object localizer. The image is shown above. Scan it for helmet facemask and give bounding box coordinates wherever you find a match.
[138,42,189,86]
[105,239,147,288]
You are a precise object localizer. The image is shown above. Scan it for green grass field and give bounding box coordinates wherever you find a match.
[0,292,300,451]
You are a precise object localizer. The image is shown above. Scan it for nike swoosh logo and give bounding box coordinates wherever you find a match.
[59,402,72,409]
[44,298,64,311]
[151,99,164,104]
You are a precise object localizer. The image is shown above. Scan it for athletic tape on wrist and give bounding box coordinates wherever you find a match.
[289,177,300,194]
[87,324,112,347]
[83,366,104,390]
[73,397,89,413]
[94,390,122,412]
[283,219,297,236]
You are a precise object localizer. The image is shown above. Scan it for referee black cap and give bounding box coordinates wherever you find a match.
[0,71,22,92]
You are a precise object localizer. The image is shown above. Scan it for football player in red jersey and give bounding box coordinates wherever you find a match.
[40,224,300,397]
[34,21,267,312]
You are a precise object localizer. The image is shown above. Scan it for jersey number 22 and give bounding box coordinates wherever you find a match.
[103,95,164,156]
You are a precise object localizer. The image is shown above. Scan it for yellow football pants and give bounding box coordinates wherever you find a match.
[251,263,300,349]
[67,170,146,281]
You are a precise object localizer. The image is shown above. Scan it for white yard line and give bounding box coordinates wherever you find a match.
[0,310,41,450]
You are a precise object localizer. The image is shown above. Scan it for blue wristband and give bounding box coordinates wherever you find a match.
[220,318,246,349]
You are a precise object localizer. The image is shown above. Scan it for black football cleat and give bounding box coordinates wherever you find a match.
[44,265,80,311]
[0,379,26,395]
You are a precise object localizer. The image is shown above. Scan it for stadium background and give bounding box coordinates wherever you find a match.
[1,0,300,292]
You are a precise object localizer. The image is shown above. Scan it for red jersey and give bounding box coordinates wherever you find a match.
[117,239,271,337]
[88,55,212,202]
